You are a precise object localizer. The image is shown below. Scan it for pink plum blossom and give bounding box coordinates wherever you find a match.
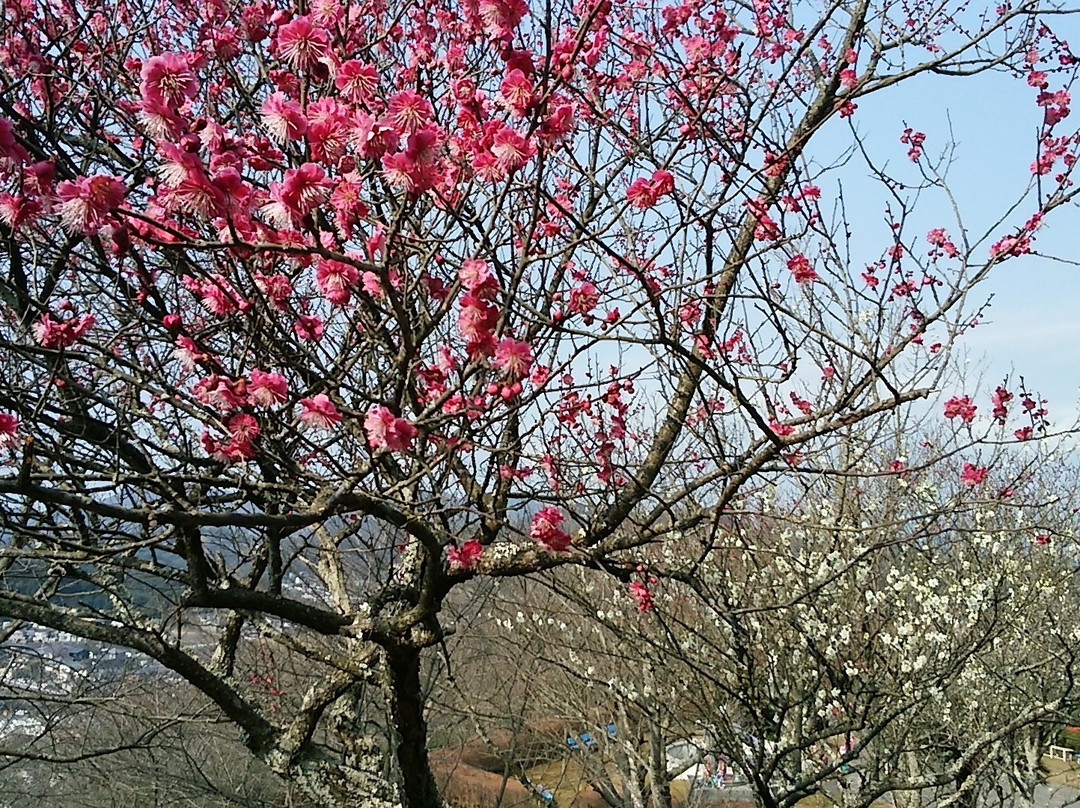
[0,117,29,167]
[0,413,19,449]
[227,413,260,443]
[626,170,675,209]
[459,259,495,294]
[261,93,308,142]
[316,258,359,305]
[944,396,977,424]
[193,376,246,411]
[32,313,95,349]
[386,90,435,135]
[447,540,484,570]
[248,370,289,407]
[568,282,599,317]
[530,507,571,552]
[275,16,330,70]
[499,70,535,114]
[268,163,332,221]
[629,581,655,612]
[335,60,378,103]
[960,463,988,488]
[55,176,126,235]
[299,394,342,430]
[364,406,418,453]
[294,315,325,341]
[492,338,534,379]
[787,254,819,285]
[140,53,198,107]
[490,126,535,170]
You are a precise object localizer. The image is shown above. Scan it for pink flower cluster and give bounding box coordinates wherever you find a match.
[275,16,330,71]
[140,53,198,108]
[629,580,655,612]
[530,507,571,552]
[300,394,343,431]
[267,162,333,224]
[492,338,533,380]
[0,413,19,449]
[138,52,198,137]
[900,127,926,161]
[182,274,245,316]
[943,395,977,424]
[195,371,287,462]
[787,254,819,285]
[364,406,417,452]
[960,463,988,488]
[315,258,360,306]
[55,175,126,235]
[194,371,288,413]
[458,259,501,358]
[447,540,484,570]
[626,170,675,209]
[629,565,658,612]
[991,385,1013,424]
[32,313,95,349]
[201,413,260,463]
[0,117,29,168]
[926,228,959,259]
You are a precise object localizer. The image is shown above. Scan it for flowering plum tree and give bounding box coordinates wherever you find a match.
[489,449,1080,808]
[0,0,1077,804]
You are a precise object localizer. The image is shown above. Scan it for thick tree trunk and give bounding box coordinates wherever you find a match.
[288,755,402,808]
[386,645,442,808]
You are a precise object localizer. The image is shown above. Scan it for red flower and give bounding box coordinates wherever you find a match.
[193,375,246,412]
[0,413,19,449]
[960,463,988,488]
[629,581,655,612]
[530,507,571,552]
[787,254,819,285]
[943,396,977,424]
[459,259,496,296]
[447,540,484,570]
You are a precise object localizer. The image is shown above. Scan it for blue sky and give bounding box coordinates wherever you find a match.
[820,52,1080,427]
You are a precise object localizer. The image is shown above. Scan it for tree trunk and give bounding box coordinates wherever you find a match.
[287,755,402,808]
[386,645,442,808]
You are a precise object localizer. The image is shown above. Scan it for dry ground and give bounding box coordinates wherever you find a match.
[1043,755,1080,788]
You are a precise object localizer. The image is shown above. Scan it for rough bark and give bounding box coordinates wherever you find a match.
[386,645,443,808]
